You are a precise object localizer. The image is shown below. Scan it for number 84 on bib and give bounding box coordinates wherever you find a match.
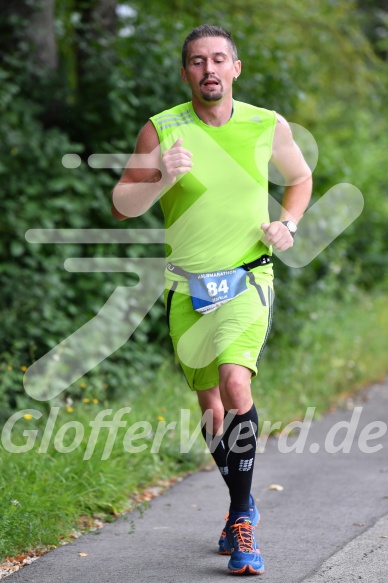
[188,267,249,314]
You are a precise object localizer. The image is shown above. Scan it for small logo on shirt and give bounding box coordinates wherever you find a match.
[243,351,251,359]
[250,116,262,123]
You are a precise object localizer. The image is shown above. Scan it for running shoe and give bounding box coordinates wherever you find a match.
[226,516,265,575]
[218,495,260,555]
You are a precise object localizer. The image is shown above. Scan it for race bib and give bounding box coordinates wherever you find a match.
[188,267,248,314]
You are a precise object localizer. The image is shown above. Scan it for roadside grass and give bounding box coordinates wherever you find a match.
[253,292,388,423]
[0,367,202,560]
[1,291,388,560]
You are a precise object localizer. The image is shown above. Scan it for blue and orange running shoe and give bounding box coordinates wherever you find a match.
[226,516,265,575]
[218,495,260,555]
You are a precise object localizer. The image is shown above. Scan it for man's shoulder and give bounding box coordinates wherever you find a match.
[150,101,194,130]
[234,100,277,125]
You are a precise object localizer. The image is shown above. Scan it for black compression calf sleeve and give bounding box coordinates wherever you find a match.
[201,425,231,487]
[222,404,259,514]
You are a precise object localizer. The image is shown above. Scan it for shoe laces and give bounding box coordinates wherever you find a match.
[229,518,255,553]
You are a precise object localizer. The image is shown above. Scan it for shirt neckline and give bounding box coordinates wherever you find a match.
[190,100,235,129]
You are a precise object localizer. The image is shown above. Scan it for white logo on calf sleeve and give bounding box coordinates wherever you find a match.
[239,458,254,471]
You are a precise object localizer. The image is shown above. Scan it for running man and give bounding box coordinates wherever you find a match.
[112,24,312,576]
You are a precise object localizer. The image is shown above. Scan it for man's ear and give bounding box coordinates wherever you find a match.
[181,66,188,83]
[233,59,242,79]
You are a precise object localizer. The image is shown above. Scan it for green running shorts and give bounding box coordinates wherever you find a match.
[164,265,274,391]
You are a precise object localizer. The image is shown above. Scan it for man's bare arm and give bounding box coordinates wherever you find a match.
[111,121,193,220]
[261,114,313,251]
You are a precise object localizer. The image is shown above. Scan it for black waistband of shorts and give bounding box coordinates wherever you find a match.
[166,255,272,279]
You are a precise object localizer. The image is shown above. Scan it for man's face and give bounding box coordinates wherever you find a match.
[181,37,241,104]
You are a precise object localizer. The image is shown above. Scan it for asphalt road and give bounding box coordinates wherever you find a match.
[6,381,388,582]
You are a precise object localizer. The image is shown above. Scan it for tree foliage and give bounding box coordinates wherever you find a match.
[1,0,388,412]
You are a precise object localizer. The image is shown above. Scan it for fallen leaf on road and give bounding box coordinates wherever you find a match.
[381,535,388,539]
[268,484,284,491]
[79,553,88,557]
[0,550,44,579]
[352,523,365,527]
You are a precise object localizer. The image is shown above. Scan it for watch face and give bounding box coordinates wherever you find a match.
[287,221,297,233]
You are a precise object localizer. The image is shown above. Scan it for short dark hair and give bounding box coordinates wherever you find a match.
[182,24,238,68]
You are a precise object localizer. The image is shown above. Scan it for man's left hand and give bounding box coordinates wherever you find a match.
[261,221,294,251]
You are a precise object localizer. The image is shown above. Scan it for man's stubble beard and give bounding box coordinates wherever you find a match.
[199,81,224,102]
[201,91,223,102]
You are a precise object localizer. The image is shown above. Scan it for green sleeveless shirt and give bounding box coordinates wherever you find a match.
[150,100,276,279]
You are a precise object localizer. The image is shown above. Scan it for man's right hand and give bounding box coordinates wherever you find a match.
[161,138,193,185]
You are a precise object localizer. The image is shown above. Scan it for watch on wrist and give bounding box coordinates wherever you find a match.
[282,220,297,238]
